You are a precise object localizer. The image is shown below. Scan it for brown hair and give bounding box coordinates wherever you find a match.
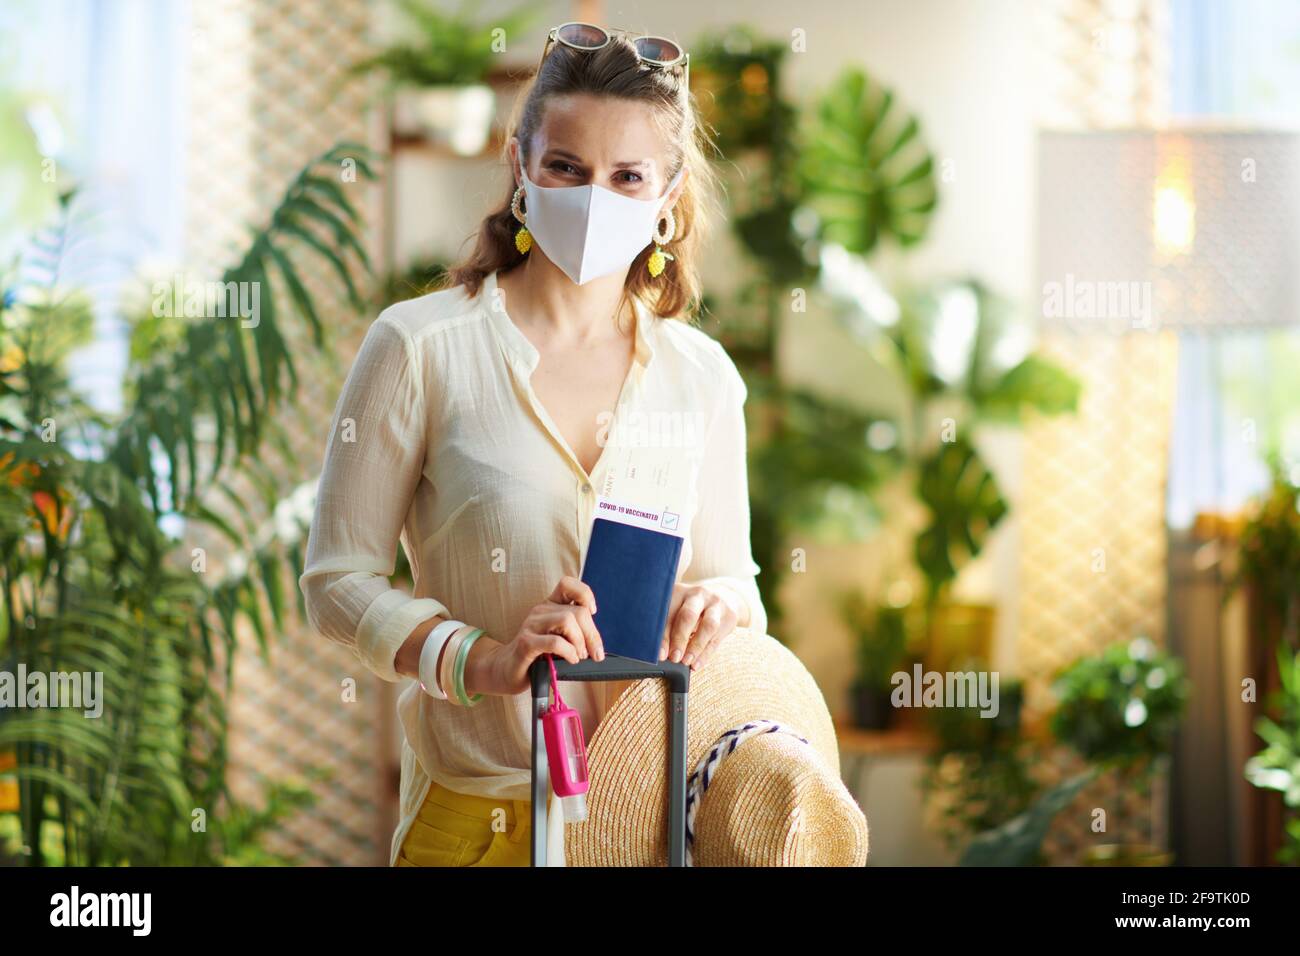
[442,36,720,321]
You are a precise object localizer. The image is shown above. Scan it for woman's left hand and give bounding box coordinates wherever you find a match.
[659,583,741,670]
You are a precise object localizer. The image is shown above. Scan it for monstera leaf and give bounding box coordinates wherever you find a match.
[976,354,1082,422]
[734,199,813,285]
[915,437,1008,600]
[800,68,938,254]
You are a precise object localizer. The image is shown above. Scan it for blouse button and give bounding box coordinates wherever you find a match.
[580,483,593,494]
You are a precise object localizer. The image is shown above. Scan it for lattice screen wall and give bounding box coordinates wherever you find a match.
[1018,331,1179,721]
[1020,0,1179,862]
[1035,0,1171,129]
[184,0,392,865]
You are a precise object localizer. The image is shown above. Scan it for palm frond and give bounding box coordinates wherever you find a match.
[0,142,379,865]
[116,143,377,520]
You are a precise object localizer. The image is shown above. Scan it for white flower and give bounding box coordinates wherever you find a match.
[866,420,897,451]
[1129,636,1156,661]
[273,497,300,543]
[225,553,248,580]
[1124,697,1148,728]
[291,481,317,521]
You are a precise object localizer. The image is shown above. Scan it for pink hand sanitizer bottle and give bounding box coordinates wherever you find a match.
[542,654,589,823]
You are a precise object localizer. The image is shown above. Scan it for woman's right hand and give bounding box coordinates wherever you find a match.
[469,576,605,696]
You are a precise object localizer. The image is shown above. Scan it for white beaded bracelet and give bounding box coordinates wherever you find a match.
[418,619,466,701]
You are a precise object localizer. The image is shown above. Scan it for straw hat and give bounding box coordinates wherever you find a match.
[566,628,869,866]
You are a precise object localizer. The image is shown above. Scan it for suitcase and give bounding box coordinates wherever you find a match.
[530,655,691,866]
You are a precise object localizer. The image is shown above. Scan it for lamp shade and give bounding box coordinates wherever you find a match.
[1037,129,1300,331]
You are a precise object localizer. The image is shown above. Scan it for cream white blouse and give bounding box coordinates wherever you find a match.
[298,269,767,866]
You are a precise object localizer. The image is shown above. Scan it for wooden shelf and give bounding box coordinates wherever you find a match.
[389,130,506,160]
[833,717,937,755]
[385,66,527,161]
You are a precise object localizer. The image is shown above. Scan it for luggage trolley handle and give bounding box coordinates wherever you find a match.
[530,656,690,867]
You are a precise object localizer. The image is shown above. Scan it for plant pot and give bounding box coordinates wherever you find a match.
[394,84,496,155]
[921,602,996,675]
[850,683,896,730]
[1080,843,1173,866]
[0,748,16,813]
[992,680,1024,735]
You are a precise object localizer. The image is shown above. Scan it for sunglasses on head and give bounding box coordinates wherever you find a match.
[537,21,690,90]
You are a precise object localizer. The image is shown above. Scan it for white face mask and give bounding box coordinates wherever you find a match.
[520,163,684,285]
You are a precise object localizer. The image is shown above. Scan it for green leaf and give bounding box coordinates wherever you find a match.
[266,242,323,345]
[276,219,363,311]
[800,68,938,255]
[2,141,376,865]
[978,355,1082,422]
[959,770,1096,866]
[915,438,1008,600]
[258,552,285,631]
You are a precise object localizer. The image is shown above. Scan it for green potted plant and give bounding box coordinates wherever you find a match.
[1225,456,1300,863]
[958,769,1096,866]
[692,39,924,633]
[1243,644,1300,864]
[817,270,1082,670]
[1230,457,1300,647]
[926,671,1026,748]
[840,592,912,729]
[0,144,375,865]
[1050,636,1190,865]
[692,37,1080,651]
[919,673,1041,854]
[354,0,534,153]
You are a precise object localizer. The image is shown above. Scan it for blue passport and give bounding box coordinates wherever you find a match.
[580,517,683,664]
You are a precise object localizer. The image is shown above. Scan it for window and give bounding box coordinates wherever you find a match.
[1166,0,1300,528]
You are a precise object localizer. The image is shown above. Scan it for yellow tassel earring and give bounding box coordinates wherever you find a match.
[511,185,532,255]
[649,207,676,278]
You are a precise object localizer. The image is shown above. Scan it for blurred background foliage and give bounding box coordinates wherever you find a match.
[0,143,375,865]
[1244,643,1300,864]
[692,27,1080,676]
[8,11,1244,868]
[1232,460,1300,862]
[942,636,1189,866]
[351,0,536,88]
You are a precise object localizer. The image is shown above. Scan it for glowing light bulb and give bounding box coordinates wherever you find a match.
[1154,173,1195,255]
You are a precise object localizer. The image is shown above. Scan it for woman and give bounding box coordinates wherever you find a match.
[299,23,767,867]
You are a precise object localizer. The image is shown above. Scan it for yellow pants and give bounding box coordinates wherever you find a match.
[396,781,532,867]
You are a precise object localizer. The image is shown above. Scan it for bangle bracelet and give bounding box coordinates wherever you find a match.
[453,628,485,706]
[440,625,472,705]
[453,628,486,707]
[419,620,464,700]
